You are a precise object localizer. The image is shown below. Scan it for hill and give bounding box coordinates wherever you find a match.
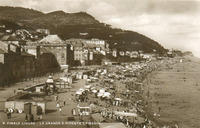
[0,6,166,54]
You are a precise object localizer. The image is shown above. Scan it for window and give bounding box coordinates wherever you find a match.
[61,53,65,59]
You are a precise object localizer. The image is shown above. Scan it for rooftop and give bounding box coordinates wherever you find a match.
[21,51,35,57]
[0,48,6,54]
[39,35,63,43]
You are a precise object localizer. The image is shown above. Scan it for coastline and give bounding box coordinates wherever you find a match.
[1,56,199,128]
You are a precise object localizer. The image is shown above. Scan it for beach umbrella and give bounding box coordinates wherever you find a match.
[76,91,82,95]
[92,90,97,93]
[103,92,111,98]
[97,92,104,97]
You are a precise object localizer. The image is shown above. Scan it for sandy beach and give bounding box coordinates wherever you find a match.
[1,56,200,128]
[145,56,200,128]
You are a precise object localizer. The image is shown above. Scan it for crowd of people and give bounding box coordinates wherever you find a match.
[72,58,180,128]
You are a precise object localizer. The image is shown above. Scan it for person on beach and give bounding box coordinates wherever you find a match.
[72,108,76,116]
[37,106,43,120]
[59,107,62,114]
[158,107,161,113]
[147,90,150,97]
[6,111,11,119]
[55,95,58,101]
[174,124,179,128]
[56,102,60,111]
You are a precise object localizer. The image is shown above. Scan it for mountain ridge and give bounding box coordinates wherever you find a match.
[0,6,167,54]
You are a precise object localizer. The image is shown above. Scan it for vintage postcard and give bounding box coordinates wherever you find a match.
[0,0,199,128]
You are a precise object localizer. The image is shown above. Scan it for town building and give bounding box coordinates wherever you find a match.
[0,43,36,84]
[0,39,61,86]
[73,43,88,65]
[85,38,105,48]
[38,35,74,66]
[0,48,5,64]
[36,29,50,35]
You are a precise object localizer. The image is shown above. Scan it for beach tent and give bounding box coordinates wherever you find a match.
[114,98,122,101]
[114,111,137,117]
[46,76,54,83]
[77,104,91,116]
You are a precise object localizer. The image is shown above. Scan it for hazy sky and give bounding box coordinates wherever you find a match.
[1,0,200,56]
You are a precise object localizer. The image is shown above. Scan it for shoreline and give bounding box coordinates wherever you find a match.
[141,57,182,127]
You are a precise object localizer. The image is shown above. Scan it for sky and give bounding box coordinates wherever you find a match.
[0,0,200,57]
